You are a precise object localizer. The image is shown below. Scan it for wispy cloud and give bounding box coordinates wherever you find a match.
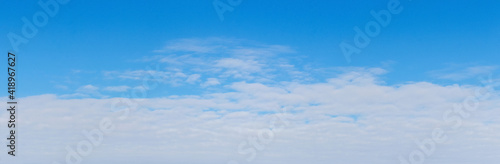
[60,84,107,98]
[104,85,131,92]
[186,74,201,84]
[103,38,302,89]
[153,37,294,56]
[54,85,69,90]
[430,65,498,81]
[76,84,99,93]
[153,37,237,53]
[201,78,221,87]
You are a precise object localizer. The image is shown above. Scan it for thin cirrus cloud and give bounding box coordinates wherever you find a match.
[102,38,302,90]
[215,58,262,72]
[60,84,108,99]
[103,85,131,92]
[153,37,295,55]
[201,78,221,87]
[153,37,233,53]
[429,65,498,81]
[186,74,201,84]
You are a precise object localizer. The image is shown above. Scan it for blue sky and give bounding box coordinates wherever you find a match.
[1,0,499,97]
[1,0,500,164]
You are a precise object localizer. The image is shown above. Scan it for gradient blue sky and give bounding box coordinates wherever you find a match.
[1,1,500,164]
[1,0,499,97]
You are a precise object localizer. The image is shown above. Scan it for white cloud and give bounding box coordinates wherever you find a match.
[430,65,498,80]
[153,37,236,53]
[54,85,69,90]
[50,38,499,163]
[104,86,131,92]
[186,74,201,84]
[229,45,295,56]
[214,58,266,79]
[76,84,99,93]
[109,38,301,87]
[201,78,221,87]
[103,69,187,86]
[104,70,167,80]
[61,84,107,98]
[2,70,500,164]
[215,58,262,72]
[153,37,294,56]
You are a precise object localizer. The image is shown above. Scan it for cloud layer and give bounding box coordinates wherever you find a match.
[2,68,500,164]
[5,38,500,164]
